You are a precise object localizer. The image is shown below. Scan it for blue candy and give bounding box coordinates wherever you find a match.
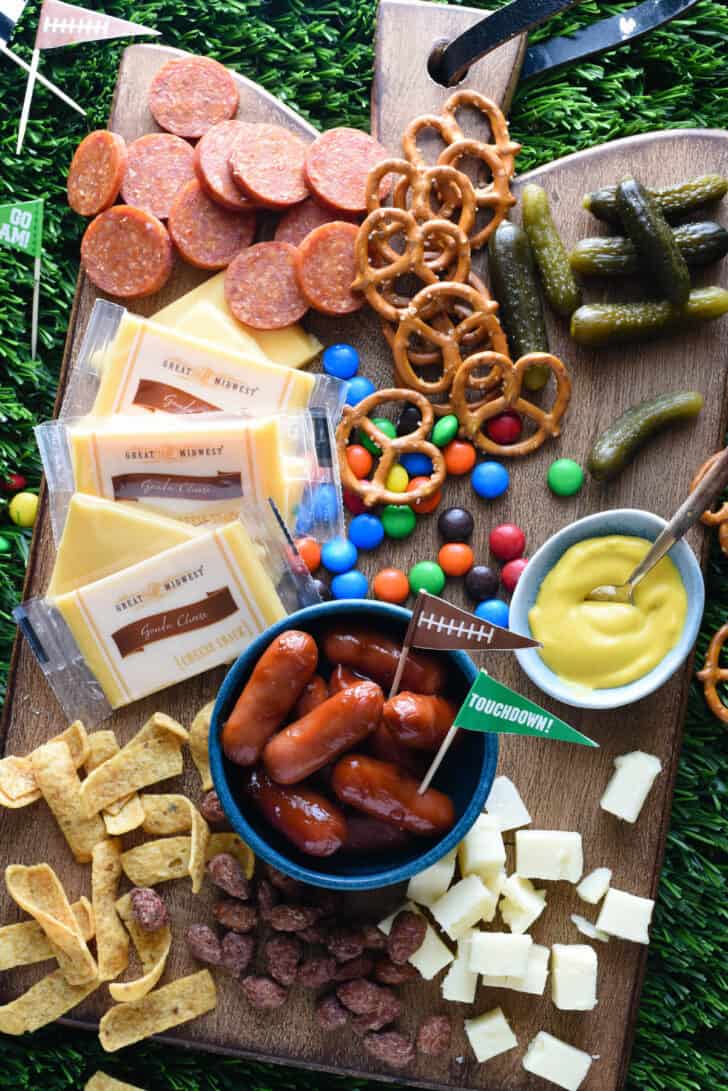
[331,569,369,600]
[345,375,376,406]
[312,483,339,525]
[471,461,510,500]
[399,452,433,477]
[321,536,358,574]
[348,513,384,551]
[323,343,360,380]
[475,599,510,628]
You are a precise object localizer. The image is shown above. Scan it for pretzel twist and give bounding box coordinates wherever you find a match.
[441,90,522,178]
[690,451,728,555]
[437,138,516,248]
[696,622,728,725]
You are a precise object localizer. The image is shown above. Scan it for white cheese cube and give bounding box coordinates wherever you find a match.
[464,1007,518,1064]
[499,875,547,934]
[576,867,612,905]
[406,848,457,907]
[458,814,506,879]
[600,750,662,823]
[431,875,498,939]
[596,887,654,944]
[409,921,454,979]
[483,943,550,996]
[485,775,531,831]
[484,866,507,899]
[468,931,532,977]
[571,914,610,943]
[441,933,479,1004]
[551,944,598,1011]
[515,829,583,882]
[523,1031,593,1091]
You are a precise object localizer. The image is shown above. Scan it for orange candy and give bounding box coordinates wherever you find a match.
[438,542,474,577]
[373,567,410,604]
[295,536,322,573]
[346,443,374,479]
[407,476,442,514]
[444,439,476,476]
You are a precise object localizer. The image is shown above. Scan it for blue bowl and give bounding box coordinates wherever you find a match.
[510,508,705,711]
[209,600,498,890]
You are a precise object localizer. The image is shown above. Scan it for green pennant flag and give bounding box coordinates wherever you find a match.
[0,198,43,258]
[454,670,598,748]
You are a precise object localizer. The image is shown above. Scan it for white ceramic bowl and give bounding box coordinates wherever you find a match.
[509,508,705,711]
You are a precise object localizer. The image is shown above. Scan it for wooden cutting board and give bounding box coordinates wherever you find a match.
[1,2,727,1088]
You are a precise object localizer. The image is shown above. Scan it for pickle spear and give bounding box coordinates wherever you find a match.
[616,178,690,305]
[588,391,704,482]
[570,287,728,347]
[584,173,728,224]
[521,183,582,317]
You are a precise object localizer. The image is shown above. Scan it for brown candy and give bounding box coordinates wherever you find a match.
[130,887,169,932]
[221,932,255,977]
[387,910,426,965]
[199,789,226,824]
[212,899,257,933]
[268,905,321,932]
[206,853,250,900]
[185,924,222,966]
[265,934,302,986]
[241,975,288,1010]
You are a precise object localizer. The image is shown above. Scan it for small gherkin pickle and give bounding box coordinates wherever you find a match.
[570,287,728,348]
[588,392,704,482]
[583,173,728,224]
[570,221,728,277]
[521,183,581,317]
[488,220,549,390]
[616,178,690,305]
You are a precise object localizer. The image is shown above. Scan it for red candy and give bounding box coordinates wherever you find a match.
[501,556,528,592]
[343,488,367,515]
[346,444,373,480]
[486,411,522,446]
[295,536,322,573]
[443,440,476,476]
[2,473,27,493]
[490,523,526,562]
[407,476,442,515]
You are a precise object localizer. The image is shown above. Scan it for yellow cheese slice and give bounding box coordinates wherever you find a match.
[152,272,322,370]
[47,495,198,600]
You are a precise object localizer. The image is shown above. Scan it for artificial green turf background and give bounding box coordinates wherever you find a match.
[0,1,726,1088]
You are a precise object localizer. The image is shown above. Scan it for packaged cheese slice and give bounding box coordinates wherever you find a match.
[15,506,319,724]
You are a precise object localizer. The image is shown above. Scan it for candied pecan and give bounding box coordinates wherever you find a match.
[255,878,279,920]
[361,924,388,951]
[206,853,250,900]
[327,926,364,963]
[387,910,426,964]
[316,993,349,1031]
[350,988,402,1036]
[268,905,320,932]
[416,1015,452,1057]
[364,1031,415,1069]
[130,887,169,932]
[334,955,374,983]
[337,978,389,1015]
[185,924,222,966]
[298,955,337,988]
[213,899,257,932]
[265,864,306,899]
[265,934,302,986]
[241,975,288,1010]
[199,789,226,824]
[374,958,420,986]
[298,922,329,945]
[221,932,255,977]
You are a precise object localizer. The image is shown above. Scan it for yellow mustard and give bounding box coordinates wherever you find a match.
[529,535,687,689]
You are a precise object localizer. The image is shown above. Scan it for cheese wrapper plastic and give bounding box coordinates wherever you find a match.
[14,506,319,724]
[60,300,342,421]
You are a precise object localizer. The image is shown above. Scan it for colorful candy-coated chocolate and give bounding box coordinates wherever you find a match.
[407,476,442,514]
[295,536,321,573]
[345,375,376,406]
[346,444,374,479]
[471,461,509,499]
[360,417,397,456]
[548,457,584,497]
[0,535,10,554]
[486,411,522,445]
[431,414,459,448]
[321,536,358,574]
[385,464,409,493]
[323,343,360,380]
[2,472,27,493]
[409,560,446,596]
[348,513,384,551]
[397,403,422,436]
[465,564,499,602]
[438,506,474,541]
[381,504,416,539]
[312,483,339,525]
[501,557,528,593]
[312,577,332,602]
[489,523,526,562]
[373,567,410,604]
[399,451,433,477]
[331,569,369,599]
[343,488,367,515]
[438,542,474,577]
[444,440,476,475]
[8,492,38,528]
[475,598,510,627]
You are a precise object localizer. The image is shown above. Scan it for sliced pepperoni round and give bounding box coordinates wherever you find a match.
[67,130,127,216]
[225,242,308,330]
[149,57,239,139]
[194,120,258,211]
[294,221,364,316]
[168,179,255,270]
[304,128,391,214]
[80,205,173,298]
[120,133,196,220]
[274,198,345,247]
[229,123,309,209]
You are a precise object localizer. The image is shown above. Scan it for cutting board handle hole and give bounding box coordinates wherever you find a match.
[427,38,468,87]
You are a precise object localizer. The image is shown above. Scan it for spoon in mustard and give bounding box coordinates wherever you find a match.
[587,446,728,604]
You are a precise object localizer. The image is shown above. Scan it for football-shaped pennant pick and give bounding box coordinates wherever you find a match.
[404,591,541,653]
[34,0,159,48]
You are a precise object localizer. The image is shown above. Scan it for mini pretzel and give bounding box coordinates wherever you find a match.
[401,113,463,166]
[380,270,492,366]
[696,622,728,725]
[441,90,522,178]
[691,451,728,556]
[393,164,478,238]
[336,389,446,508]
[453,351,572,456]
[437,138,516,248]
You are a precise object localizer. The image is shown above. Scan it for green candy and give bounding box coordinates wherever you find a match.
[360,417,396,456]
[381,504,416,539]
[548,458,584,496]
[0,535,10,554]
[409,561,446,595]
[431,414,459,448]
